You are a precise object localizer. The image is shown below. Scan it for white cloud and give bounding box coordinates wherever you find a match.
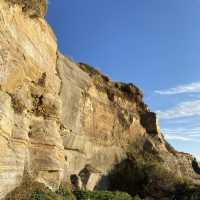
[155,82,200,95]
[163,127,200,136]
[161,127,200,156]
[157,100,200,119]
[163,128,200,160]
[165,134,193,141]
[155,82,200,157]
[163,127,200,140]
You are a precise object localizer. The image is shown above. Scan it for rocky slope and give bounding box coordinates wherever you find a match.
[0,0,199,199]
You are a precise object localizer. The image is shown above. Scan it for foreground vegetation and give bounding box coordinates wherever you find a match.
[5,182,140,200]
[108,158,200,200]
[4,158,200,200]
[74,190,141,200]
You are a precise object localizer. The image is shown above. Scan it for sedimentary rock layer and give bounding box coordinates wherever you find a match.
[0,0,199,199]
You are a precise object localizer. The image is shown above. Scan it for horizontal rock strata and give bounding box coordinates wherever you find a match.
[0,0,199,199]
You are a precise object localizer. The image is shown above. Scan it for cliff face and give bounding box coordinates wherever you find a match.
[57,54,200,189]
[0,0,199,199]
[0,1,64,198]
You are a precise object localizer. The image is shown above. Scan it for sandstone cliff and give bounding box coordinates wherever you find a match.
[0,0,199,199]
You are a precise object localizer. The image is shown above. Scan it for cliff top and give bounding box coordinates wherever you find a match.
[5,0,47,17]
[79,63,148,113]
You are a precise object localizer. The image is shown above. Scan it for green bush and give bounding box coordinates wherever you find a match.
[108,158,179,198]
[28,188,65,200]
[108,158,200,199]
[29,185,140,200]
[79,63,100,77]
[74,190,137,200]
[56,184,76,200]
[108,159,148,197]
[29,190,49,200]
[5,180,75,200]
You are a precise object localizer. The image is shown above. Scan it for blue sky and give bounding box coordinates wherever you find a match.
[46,0,200,159]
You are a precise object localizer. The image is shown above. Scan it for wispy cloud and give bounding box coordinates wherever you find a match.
[155,82,200,95]
[165,134,194,141]
[157,100,200,119]
[163,127,200,135]
[155,82,200,157]
[162,126,200,145]
[161,127,199,159]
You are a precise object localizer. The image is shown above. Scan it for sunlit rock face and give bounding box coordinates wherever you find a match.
[0,1,64,199]
[0,0,200,199]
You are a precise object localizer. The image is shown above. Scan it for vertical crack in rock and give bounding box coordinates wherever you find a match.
[55,51,63,96]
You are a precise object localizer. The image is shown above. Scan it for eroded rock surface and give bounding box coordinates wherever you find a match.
[0,1,64,198]
[0,0,200,199]
[57,53,200,190]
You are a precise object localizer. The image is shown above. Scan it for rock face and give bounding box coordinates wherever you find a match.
[0,1,64,199]
[0,0,199,199]
[57,54,200,189]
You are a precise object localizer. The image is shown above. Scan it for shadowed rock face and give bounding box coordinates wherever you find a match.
[192,158,200,175]
[0,0,200,199]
